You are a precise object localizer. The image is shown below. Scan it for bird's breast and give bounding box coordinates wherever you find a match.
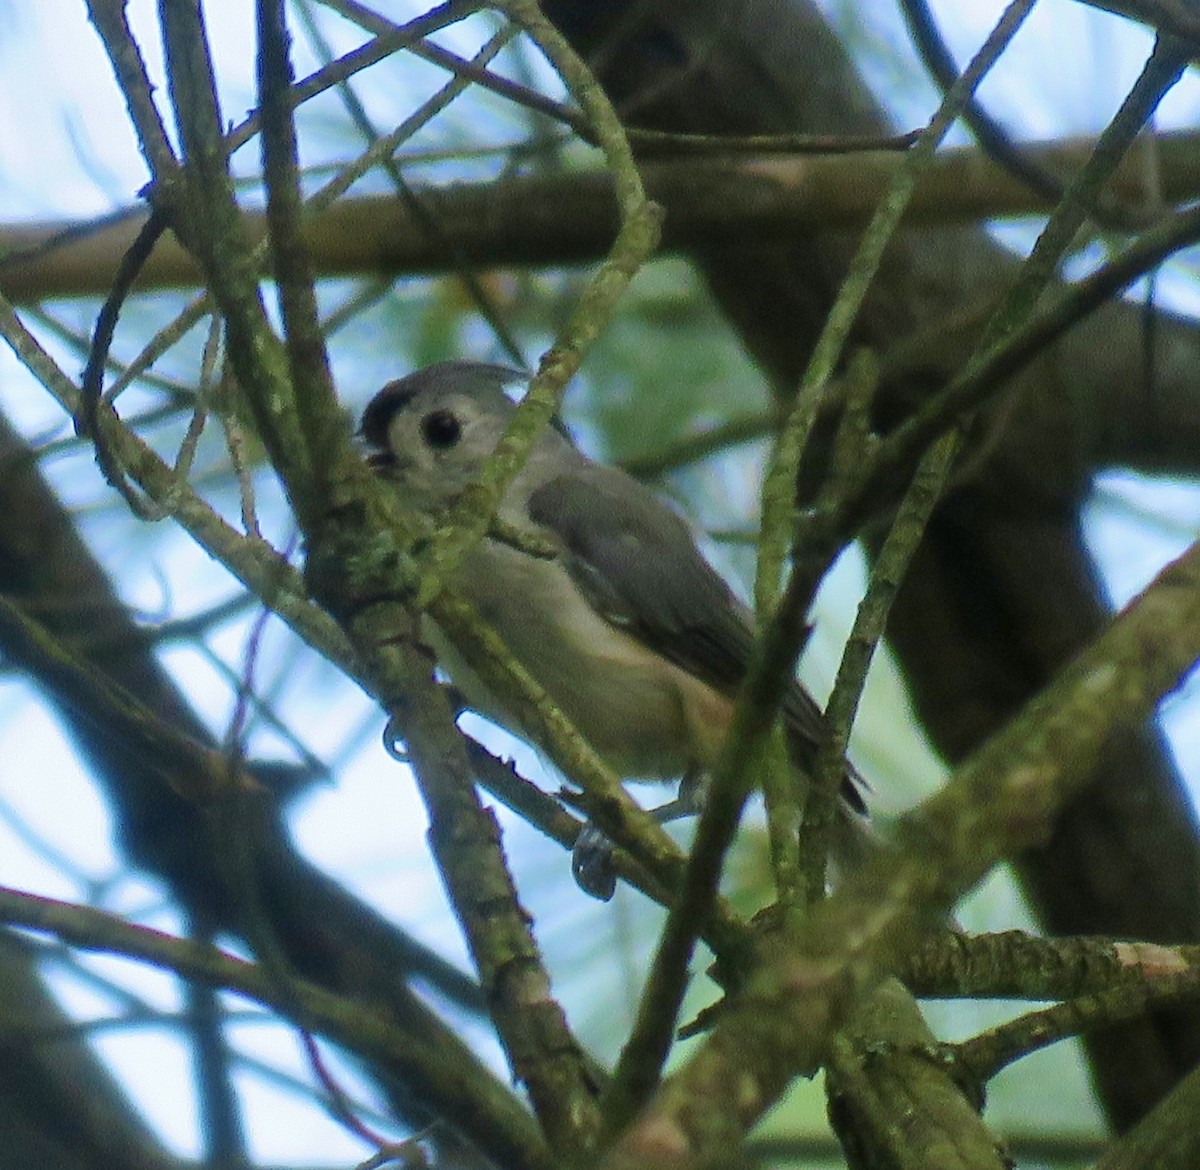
[441,537,732,780]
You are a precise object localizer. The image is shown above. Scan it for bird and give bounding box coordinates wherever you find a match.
[360,359,865,896]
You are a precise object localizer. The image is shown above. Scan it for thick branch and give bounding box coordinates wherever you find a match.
[5,129,1200,301]
[827,981,1005,1170]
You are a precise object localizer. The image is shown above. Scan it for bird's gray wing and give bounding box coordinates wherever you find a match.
[527,466,757,693]
[526,466,862,804]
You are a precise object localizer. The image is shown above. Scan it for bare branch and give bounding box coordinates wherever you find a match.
[9,127,1200,302]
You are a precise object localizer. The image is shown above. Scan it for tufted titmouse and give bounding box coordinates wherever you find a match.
[361,360,865,894]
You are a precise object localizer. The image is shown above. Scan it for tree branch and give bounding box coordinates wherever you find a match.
[7,127,1200,301]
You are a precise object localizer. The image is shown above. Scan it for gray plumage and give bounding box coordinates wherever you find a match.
[361,359,863,811]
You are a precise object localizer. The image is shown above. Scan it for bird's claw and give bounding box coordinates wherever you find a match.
[571,822,618,901]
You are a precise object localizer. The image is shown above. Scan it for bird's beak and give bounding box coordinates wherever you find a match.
[365,450,396,471]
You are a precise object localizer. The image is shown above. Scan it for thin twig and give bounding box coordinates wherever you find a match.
[755,0,1040,614]
[258,0,340,514]
[293,0,525,365]
[84,0,177,177]
[863,200,1200,519]
[79,208,169,516]
[225,2,486,156]
[0,289,359,678]
[955,970,1200,1084]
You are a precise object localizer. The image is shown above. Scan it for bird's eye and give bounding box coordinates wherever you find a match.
[421,408,462,450]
